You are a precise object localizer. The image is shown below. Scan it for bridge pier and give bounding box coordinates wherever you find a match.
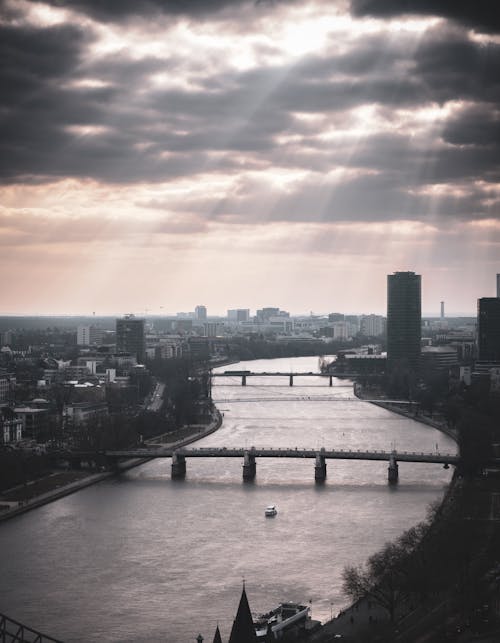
[388,454,398,484]
[243,449,256,480]
[171,452,186,479]
[315,450,327,482]
[289,375,294,386]
[242,375,247,386]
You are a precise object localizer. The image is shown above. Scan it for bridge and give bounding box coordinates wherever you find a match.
[0,611,63,643]
[102,446,459,483]
[212,396,417,404]
[212,371,340,386]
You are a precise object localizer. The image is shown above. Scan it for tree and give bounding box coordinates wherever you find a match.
[342,524,428,622]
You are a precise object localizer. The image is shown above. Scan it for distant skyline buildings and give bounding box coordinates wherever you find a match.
[1,272,497,319]
[386,271,422,373]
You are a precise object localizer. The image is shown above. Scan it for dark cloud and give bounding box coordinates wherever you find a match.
[414,27,500,104]
[1,1,499,228]
[442,105,500,147]
[350,0,500,34]
[21,0,283,22]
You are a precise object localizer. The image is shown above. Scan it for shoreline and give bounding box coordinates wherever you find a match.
[308,384,461,640]
[0,408,223,524]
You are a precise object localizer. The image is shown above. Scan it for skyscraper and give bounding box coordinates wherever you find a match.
[477,298,500,362]
[195,305,207,321]
[116,314,145,362]
[387,271,421,372]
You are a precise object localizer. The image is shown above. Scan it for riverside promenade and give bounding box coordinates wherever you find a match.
[0,409,223,523]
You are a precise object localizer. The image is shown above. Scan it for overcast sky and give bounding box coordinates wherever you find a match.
[1,0,499,316]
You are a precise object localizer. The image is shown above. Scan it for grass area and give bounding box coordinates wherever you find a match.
[0,470,93,502]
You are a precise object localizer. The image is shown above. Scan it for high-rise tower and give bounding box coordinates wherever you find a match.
[116,314,145,362]
[477,298,500,362]
[387,271,421,373]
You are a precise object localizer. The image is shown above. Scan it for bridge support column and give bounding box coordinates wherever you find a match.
[171,452,186,479]
[388,454,398,484]
[315,451,327,482]
[329,375,333,387]
[289,375,294,386]
[242,375,247,386]
[243,450,256,481]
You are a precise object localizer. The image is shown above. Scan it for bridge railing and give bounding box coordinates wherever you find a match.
[0,612,63,643]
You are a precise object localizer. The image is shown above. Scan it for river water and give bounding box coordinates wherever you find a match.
[0,356,456,642]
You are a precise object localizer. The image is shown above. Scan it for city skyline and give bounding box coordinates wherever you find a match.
[1,2,499,316]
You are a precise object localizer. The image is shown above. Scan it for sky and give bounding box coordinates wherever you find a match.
[1,0,499,317]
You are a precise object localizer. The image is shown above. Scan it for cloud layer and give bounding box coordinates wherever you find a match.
[1,0,499,314]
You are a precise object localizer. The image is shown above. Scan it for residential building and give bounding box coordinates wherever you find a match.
[387,271,421,373]
[77,325,104,346]
[203,322,223,337]
[14,405,50,441]
[360,314,386,337]
[421,346,459,372]
[63,401,108,429]
[1,408,23,443]
[116,315,145,362]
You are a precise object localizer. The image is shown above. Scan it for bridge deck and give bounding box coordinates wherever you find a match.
[212,371,322,377]
[105,447,459,465]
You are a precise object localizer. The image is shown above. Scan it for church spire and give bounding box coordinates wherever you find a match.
[213,624,222,643]
[228,585,257,643]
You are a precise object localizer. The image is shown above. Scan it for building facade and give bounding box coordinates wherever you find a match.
[116,315,146,362]
[387,271,421,373]
[477,297,500,362]
[195,305,207,321]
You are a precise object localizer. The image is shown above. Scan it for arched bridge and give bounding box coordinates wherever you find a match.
[102,446,459,484]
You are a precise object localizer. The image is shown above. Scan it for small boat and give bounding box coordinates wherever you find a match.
[265,505,277,517]
[254,602,310,639]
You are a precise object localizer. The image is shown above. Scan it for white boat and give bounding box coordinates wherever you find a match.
[254,602,310,639]
[265,505,277,517]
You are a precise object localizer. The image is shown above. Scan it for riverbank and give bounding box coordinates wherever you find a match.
[308,388,500,642]
[0,408,223,523]
[354,384,458,442]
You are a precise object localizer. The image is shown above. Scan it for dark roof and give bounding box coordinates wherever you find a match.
[228,586,257,643]
[213,625,223,643]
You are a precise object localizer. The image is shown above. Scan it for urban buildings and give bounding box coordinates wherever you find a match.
[227,309,250,322]
[116,315,145,362]
[477,298,500,362]
[77,324,104,346]
[195,305,207,322]
[360,314,385,338]
[386,271,421,373]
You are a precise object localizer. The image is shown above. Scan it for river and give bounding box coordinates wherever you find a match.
[0,356,456,642]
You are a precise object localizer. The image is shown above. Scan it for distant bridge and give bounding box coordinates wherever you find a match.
[102,446,459,483]
[212,396,416,404]
[213,371,340,386]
